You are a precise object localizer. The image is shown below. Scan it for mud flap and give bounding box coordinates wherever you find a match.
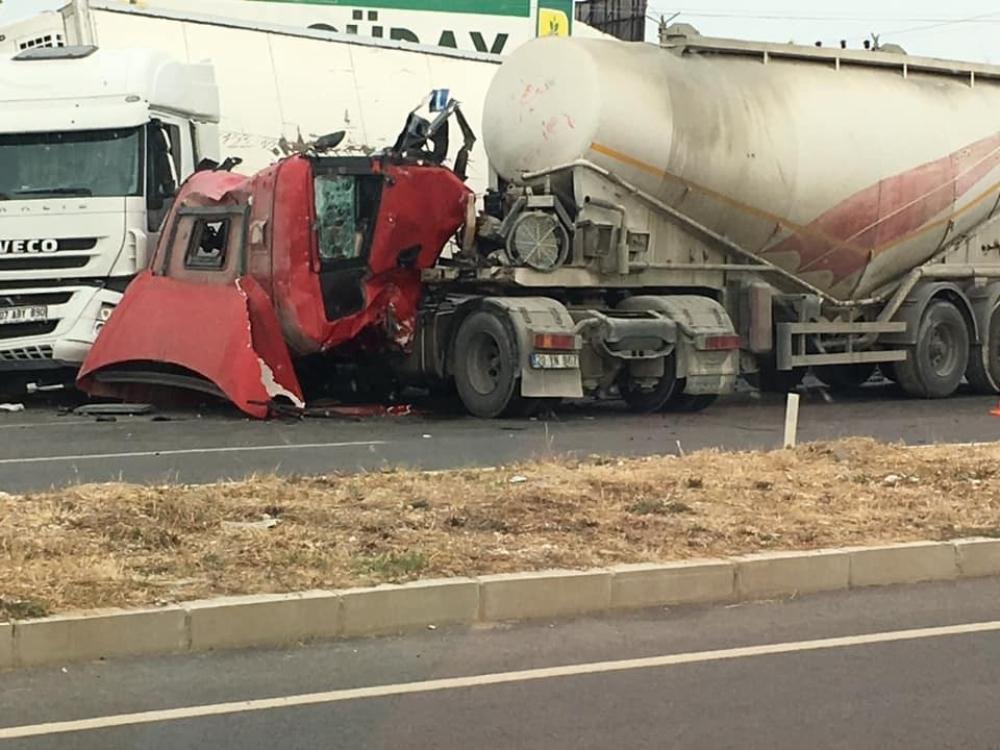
[77,272,304,419]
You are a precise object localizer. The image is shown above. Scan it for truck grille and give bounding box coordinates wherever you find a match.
[0,345,54,361]
[0,321,58,341]
[0,257,91,272]
[0,239,99,272]
[0,291,74,307]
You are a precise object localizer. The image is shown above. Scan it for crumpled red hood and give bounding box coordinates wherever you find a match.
[77,272,304,419]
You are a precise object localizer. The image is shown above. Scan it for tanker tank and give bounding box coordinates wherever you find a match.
[482,31,1000,301]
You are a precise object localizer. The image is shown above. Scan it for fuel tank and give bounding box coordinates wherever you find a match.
[483,31,1000,300]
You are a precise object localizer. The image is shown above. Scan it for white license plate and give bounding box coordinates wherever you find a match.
[0,305,47,326]
[530,352,580,370]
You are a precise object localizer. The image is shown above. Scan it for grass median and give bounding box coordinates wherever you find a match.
[2,438,999,620]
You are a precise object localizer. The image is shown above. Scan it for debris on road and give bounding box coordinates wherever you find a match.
[3,438,1000,619]
[0,403,25,413]
[25,383,65,395]
[304,404,420,420]
[74,403,155,416]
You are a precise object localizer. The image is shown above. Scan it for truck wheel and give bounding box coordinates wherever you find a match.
[453,310,524,418]
[966,305,1000,394]
[815,363,876,391]
[667,391,718,412]
[895,300,970,399]
[620,356,719,414]
[620,361,680,414]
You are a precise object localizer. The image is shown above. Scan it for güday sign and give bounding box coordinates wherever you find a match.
[109,0,575,54]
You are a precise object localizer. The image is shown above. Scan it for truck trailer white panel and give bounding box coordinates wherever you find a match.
[96,0,577,55]
[84,5,505,192]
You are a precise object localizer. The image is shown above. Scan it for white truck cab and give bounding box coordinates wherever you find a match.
[0,45,219,376]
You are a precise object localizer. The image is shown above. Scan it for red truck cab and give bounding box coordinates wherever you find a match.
[78,153,472,417]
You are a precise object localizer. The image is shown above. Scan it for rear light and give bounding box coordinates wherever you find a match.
[533,332,577,351]
[701,334,742,351]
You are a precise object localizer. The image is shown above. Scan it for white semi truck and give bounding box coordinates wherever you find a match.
[0,45,219,379]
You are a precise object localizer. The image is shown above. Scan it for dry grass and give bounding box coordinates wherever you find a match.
[3,438,1000,620]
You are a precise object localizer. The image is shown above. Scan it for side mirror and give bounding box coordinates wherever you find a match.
[146,120,177,206]
[146,119,178,230]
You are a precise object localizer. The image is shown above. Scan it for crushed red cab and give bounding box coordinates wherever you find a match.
[78,149,472,417]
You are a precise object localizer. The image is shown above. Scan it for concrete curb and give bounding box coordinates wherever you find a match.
[0,623,12,672]
[4,537,1000,672]
[735,549,850,598]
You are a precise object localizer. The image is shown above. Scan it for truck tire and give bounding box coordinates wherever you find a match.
[453,310,525,418]
[619,360,680,413]
[895,300,970,399]
[966,305,1000,394]
[620,355,719,413]
[815,363,876,391]
[667,392,718,412]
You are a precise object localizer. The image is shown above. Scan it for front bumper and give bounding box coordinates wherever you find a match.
[0,285,122,372]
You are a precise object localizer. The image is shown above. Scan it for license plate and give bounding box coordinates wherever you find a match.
[530,352,580,370]
[0,305,47,325]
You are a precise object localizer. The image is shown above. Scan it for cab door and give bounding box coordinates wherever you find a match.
[311,160,383,322]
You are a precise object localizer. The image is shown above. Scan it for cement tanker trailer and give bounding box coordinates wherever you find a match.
[475,25,1000,404]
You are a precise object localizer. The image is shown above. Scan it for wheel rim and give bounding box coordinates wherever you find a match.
[466,331,503,396]
[927,320,960,377]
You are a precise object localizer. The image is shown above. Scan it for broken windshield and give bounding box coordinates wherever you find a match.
[0,126,143,200]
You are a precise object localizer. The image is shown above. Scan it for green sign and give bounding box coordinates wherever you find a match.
[252,0,533,17]
[537,0,573,36]
[240,0,575,53]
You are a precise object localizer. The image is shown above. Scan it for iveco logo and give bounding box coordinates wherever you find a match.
[0,239,59,254]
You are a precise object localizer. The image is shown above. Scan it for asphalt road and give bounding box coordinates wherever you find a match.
[2,383,1000,491]
[3,577,1000,748]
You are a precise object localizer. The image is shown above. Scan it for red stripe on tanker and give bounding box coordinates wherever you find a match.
[768,132,1000,284]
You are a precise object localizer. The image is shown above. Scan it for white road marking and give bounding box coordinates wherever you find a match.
[3,619,1000,739]
[0,420,93,431]
[0,441,387,465]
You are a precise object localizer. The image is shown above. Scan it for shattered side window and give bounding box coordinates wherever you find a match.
[314,176,360,262]
[185,219,231,270]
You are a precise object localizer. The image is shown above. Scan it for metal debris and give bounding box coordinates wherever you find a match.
[75,403,154,416]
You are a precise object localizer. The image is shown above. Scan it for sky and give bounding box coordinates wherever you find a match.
[644,1,997,62]
[0,0,996,63]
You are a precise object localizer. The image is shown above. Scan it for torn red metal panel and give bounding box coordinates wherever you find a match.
[185,170,252,203]
[313,163,470,351]
[77,272,303,419]
[269,158,470,355]
[320,163,469,351]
